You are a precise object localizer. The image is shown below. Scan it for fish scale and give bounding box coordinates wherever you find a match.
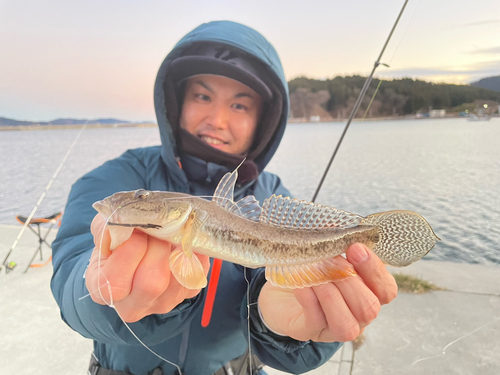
[93,169,439,290]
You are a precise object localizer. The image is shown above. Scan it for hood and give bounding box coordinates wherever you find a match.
[153,21,289,190]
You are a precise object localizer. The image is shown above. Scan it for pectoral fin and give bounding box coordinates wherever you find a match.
[265,258,356,289]
[169,210,208,289]
[180,210,207,256]
[169,247,207,289]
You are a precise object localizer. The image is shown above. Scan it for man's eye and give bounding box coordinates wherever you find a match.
[232,103,247,111]
[196,94,210,101]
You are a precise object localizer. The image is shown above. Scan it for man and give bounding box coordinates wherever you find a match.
[51,21,397,375]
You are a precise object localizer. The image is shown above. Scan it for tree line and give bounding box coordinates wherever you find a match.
[288,76,500,119]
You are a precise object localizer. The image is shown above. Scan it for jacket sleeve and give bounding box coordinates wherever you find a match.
[50,150,205,346]
[241,171,342,373]
[241,269,341,374]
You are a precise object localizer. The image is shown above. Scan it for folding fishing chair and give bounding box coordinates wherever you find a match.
[15,212,62,273]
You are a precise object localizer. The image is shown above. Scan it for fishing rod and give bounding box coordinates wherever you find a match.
[1,123,88,273]
[311,0,409,203]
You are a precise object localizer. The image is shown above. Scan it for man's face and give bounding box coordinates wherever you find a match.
[180,74,262,155]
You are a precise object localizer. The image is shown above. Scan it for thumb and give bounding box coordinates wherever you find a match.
[345,243,398,305]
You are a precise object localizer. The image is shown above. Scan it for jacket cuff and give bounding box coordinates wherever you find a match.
[156,287,207,320]
[246,269,310,353]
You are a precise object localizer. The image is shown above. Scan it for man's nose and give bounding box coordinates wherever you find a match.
[207,103,229,129]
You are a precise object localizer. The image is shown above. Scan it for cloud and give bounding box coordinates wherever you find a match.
[375,60,500,84]
[468,46,500,55]
[452,19,500,28]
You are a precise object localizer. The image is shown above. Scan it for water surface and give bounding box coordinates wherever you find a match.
[1,118,499,265]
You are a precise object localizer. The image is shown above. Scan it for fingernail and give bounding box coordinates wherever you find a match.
[350,244,369,263]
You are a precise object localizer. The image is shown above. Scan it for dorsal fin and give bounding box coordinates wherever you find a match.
[227,195,262,222]
[212,160,261,221]
[260,195,363,229]
[212,159,246,209]
[212,170,238,209]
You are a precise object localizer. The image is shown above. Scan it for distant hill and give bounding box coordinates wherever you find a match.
[471,76,500,92]
[0,117,133,126]
[288,76,500,119]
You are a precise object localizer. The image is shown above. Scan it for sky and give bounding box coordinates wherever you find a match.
[1,0,499,122]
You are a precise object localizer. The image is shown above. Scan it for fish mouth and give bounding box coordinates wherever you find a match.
[107,222,162,229]
[92,200,112,217]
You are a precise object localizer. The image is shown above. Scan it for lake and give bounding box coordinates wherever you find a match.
[1,118,499,266]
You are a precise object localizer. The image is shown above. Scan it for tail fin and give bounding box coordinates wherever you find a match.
[360,210,440,267]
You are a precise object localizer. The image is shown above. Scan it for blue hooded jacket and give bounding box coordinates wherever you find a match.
[51,21,341,375]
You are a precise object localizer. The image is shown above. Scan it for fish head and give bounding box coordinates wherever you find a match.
[93,189,193,230]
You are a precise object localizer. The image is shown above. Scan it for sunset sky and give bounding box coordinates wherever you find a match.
[1,0,499,122]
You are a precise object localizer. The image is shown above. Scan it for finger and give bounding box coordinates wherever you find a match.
[259,284,300,336]
[151,249,212,314]
[291,287,329,340]
[346,243,398,305]
[115,236,172,321]
[85,246,113,305]
[148,271,197,315]
[117,245,208,321]
[312,283,360,342]
[332,274,381,330]
[86,215,114,305]
[99,230,150,301]
[133,248,209,318]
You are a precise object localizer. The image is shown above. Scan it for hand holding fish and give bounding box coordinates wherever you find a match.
[91,168,438,329]
[85,213,210,322]
[258,243,397,342]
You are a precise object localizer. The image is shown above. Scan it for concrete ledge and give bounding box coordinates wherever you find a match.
[352,260,500,375]
[388,259,500,295]
[1,224,499,375]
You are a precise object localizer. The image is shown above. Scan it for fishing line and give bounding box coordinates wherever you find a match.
[361,80,383,120]
[360,0,421,121]
[244,267,254,375]
[311,0,410,203]
[386,0,422,67]
[88,185,256,374]
[2,123,88,271]
[81,207,184,375]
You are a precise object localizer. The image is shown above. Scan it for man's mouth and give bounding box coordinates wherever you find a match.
[200,135,226,146]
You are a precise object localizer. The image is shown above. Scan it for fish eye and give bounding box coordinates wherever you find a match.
[134,190,150,199]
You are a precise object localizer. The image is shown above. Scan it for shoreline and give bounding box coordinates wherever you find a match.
[0,122,157,131]
[2,115,498,131]
[287,114,499,123]
[4,114,498,131]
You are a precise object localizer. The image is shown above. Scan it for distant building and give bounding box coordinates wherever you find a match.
[309,115,320,122]
[429,109,446,118]
[474,100,499,116]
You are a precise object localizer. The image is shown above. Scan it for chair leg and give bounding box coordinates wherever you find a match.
[24,241,42,273]
[41,223,56,254]
[24,222,58,272]
[37,224,43,260]
[24,224,43,273]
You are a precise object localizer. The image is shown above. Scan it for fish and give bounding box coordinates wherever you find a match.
[93,168,440,290]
